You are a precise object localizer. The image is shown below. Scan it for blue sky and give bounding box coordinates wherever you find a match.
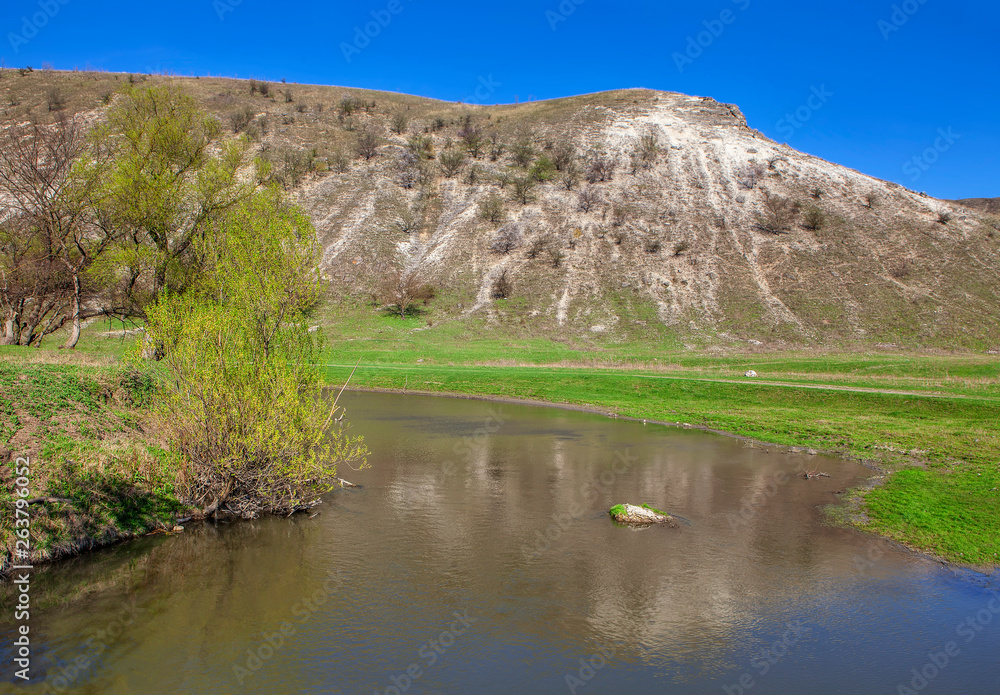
[2,0,997,199]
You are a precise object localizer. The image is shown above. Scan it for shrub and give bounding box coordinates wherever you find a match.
[527,236,548,259]
[863,192,879,209]
[490,225,521,255]
[395,151,421,189]
[754,191,800,234]
[488,133,505,161]
[511,139,535,168]
[407,134,434,160]
[439,148,466,177]
[577,187,602,212]
[529,156,557,182]
[585,154,616,183]
[735,161,765,190]
[511,176,536,205]
[478,193,505,225]
[561,163,581,191]
[46,88,66,112]
[459,123,484,158]
[295,104,307,113]
[391,112,409,135]
[611,203,630,227]
[229,107,256,133]
[802,206,825,230]
[548,249,565,268]
[491,268,513,299]
[811,187,823,199]
[355,127,381,160]
[283,89,294,103]
[630,133,658,173]
[552,141,576,171]
[392,207,420,235]
[937,211,953,225]
[673,240,690,256]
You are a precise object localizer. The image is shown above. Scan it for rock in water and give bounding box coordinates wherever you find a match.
[609,504,677,527]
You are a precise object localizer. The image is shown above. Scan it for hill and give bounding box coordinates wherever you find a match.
[3,69,999,351]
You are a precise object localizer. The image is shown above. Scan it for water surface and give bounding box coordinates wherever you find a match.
[2,392,998,694]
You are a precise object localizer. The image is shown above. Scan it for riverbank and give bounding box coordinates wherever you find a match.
[0,359,186,575]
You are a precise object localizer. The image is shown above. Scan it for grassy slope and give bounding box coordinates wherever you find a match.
[0,349,183,574]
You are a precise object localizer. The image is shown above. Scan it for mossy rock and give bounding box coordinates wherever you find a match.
[609,503,677,527]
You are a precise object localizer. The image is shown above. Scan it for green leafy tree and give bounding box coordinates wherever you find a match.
[144,188,367,518]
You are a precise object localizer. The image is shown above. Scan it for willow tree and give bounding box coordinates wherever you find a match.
[95,85,260,316]
[144,187,367,518]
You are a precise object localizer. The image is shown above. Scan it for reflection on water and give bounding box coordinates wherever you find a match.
[2,392,998,694]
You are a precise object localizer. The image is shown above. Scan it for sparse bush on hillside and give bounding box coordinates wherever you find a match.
[392,206,421,235]
[407,134,434,160]
[673,240,690,256]
[561,163,581,191]
[735,161,765,190]
[527,236,548,259]
[431,117,446,132]
[330,148,349,173]
[585,153,616,183]
[265,146,315,189]
[890,259,910,280]
[937,211,952,225]
[478,192,505,225]
[391,112,409,135]
[802,206,825,231]
[645,238,662,254]
[488,132,505,161]
[577,187,602,212]
[46,88,66,112]
[229,106,256,134]
[355,126,381,160]
[465,164,485,185]
[490,225,522,255]
[283,89,294,103]
[395,151,421,189]
[548,249,565,268]
[511,138,536,168]
[611,230,626,245]
[439,148,466,177]
[529,156,557,182]
[339,95,359,116]
[629,133,659,174]
[511,176,536,205]
[754,191,800,234]
[811,187,823,199]
[863,192,879,209]
[552,141,576,171]
[295,103,307,114]
[459,123,485,158]
[491,268,513,299]
[767,155,787,170]
[378,267,437,318]
[611,203,631,227]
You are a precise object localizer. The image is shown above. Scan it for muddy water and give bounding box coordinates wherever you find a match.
[2,392,998,694]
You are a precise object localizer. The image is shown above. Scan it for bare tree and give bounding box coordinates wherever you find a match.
[577,186,602,212]
[510,176,536,205]
[378,267,436,318]
[552,141,576,171]
[491,268,513,299]
[585,153,616,183]
[355,126,381,160]
[391,112,409,135]
[395,150,421,189]
[0,116,115,348]
[489,224,521,255]
[488,132,505,162]
[754,190,800,234]
[459,123,485,158]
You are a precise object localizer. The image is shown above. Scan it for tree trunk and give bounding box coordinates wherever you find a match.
[62,275,82,349]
